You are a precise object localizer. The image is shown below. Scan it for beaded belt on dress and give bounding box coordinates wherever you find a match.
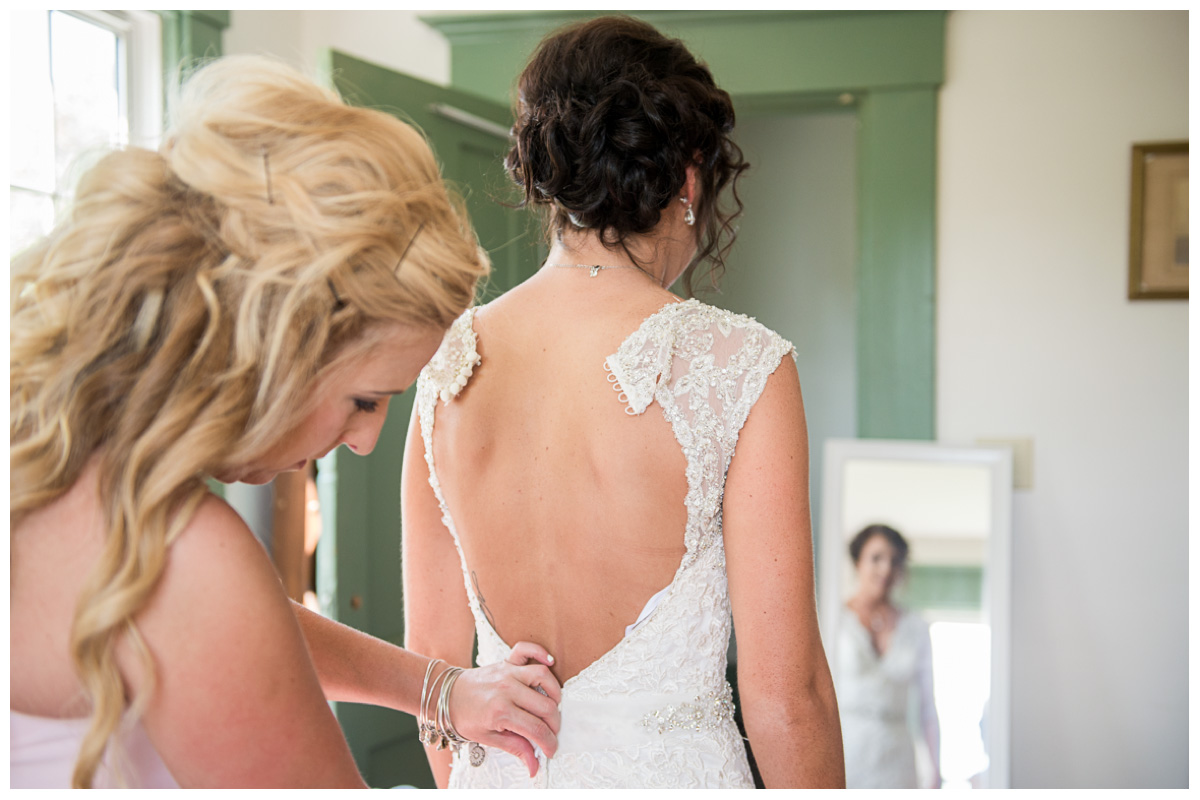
[640,682,737,734]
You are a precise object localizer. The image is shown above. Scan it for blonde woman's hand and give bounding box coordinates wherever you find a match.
[447,642,562,777]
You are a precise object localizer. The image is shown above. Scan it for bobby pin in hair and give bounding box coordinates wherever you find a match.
[327,278,346,311]
[327,221,423,310]
[395,222,426,273]
[262,146,274,205]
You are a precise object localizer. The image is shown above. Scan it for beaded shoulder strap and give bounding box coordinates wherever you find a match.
[420,306,481,405]
[413,308,495,649]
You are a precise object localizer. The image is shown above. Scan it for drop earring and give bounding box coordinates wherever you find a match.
[681,196,695,226]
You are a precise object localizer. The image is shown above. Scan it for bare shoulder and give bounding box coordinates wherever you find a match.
[153,494,280,613]
[119,493,290,686]
[480,271,682,339]
[121,492,363,787]
[754,351,803,413]
[166,492,270,569]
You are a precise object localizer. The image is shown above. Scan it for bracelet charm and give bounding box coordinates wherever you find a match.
[417,659,486,767]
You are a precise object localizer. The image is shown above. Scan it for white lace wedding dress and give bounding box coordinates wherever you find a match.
[415,298,794,789]
[836,608,937,789]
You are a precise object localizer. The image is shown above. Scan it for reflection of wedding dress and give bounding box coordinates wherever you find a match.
[416,299,794,788]
[836,608,935,789]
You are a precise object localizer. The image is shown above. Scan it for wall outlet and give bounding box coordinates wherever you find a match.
[976,437,1034,490]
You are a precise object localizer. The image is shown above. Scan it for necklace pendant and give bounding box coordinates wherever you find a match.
[589,265,600,277]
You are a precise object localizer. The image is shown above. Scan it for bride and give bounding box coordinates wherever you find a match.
[401,15,843,788]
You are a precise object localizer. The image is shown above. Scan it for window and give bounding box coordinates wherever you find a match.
[9,10,161,256]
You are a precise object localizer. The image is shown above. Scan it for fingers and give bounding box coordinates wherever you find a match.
[511,677,561,737]
[450,643,564,777]
[480,731,539,778]
[517,663,562,705]
[495,706,559,760]
[507,641,555,668]
[447,662,559,748]
[505,642,563,705]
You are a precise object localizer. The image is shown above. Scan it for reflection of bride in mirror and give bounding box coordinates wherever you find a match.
[838,524,941,789]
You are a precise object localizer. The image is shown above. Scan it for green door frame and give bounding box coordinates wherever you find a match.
[159,9,228,65]
[423,10,944,440]
[158,10,229,105]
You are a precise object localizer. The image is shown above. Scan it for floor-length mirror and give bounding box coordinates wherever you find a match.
[820,439,1012,789]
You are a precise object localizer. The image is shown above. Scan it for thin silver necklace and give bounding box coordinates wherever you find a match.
[545,262,659,282]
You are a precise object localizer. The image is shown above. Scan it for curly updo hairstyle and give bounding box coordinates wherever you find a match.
[505,15,749,293]
[10,54,487,787]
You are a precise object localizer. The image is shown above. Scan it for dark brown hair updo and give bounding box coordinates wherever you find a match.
[848,524,911,567]
[505,15,749,293]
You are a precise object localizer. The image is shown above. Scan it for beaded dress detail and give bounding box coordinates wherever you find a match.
[415,298,794,788]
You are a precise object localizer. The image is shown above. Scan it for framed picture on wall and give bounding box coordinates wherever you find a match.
[1128,140,1188,300]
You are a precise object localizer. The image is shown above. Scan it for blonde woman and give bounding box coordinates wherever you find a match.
[10,55,560,789]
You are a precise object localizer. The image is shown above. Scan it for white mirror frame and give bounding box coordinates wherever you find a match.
[819,438,1013,789]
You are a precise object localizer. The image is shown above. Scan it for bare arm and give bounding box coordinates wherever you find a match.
[293,602,560,762]
[292,601,427,710]
[400,402,559,786]
[723,357,845,788]
[117,497,367,788]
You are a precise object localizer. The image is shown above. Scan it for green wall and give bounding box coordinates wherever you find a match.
[716,111,859,552]
[423,10,945,440]
[900,565,985,612]
[159,11,229,88]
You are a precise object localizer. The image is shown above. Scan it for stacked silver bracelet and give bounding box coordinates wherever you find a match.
[418,658,486,767]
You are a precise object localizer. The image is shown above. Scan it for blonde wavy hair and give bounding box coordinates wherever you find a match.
[10,55,488,787]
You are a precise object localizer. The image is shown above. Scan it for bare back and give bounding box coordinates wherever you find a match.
[427,274,689,683]
[408,266,810,787]
[414,269,798,691]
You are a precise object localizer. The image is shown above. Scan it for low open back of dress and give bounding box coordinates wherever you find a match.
[415,298,794,788]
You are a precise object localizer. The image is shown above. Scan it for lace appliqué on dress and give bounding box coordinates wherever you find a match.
[418,299,795,789]
[422,306,480,404]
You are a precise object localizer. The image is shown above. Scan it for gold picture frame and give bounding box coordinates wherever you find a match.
[1128,140,1188,300]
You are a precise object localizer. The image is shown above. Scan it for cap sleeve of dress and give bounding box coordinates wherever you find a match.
[417,306,481,406]
[602,304,682,416]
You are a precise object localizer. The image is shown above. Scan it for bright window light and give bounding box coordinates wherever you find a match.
[9,10,161,257]
[930,620,991,788]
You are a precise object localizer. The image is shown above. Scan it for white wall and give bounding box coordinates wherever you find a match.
[220,10,1189,788]
[937,11,1188,788]
[224,10,450,86]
